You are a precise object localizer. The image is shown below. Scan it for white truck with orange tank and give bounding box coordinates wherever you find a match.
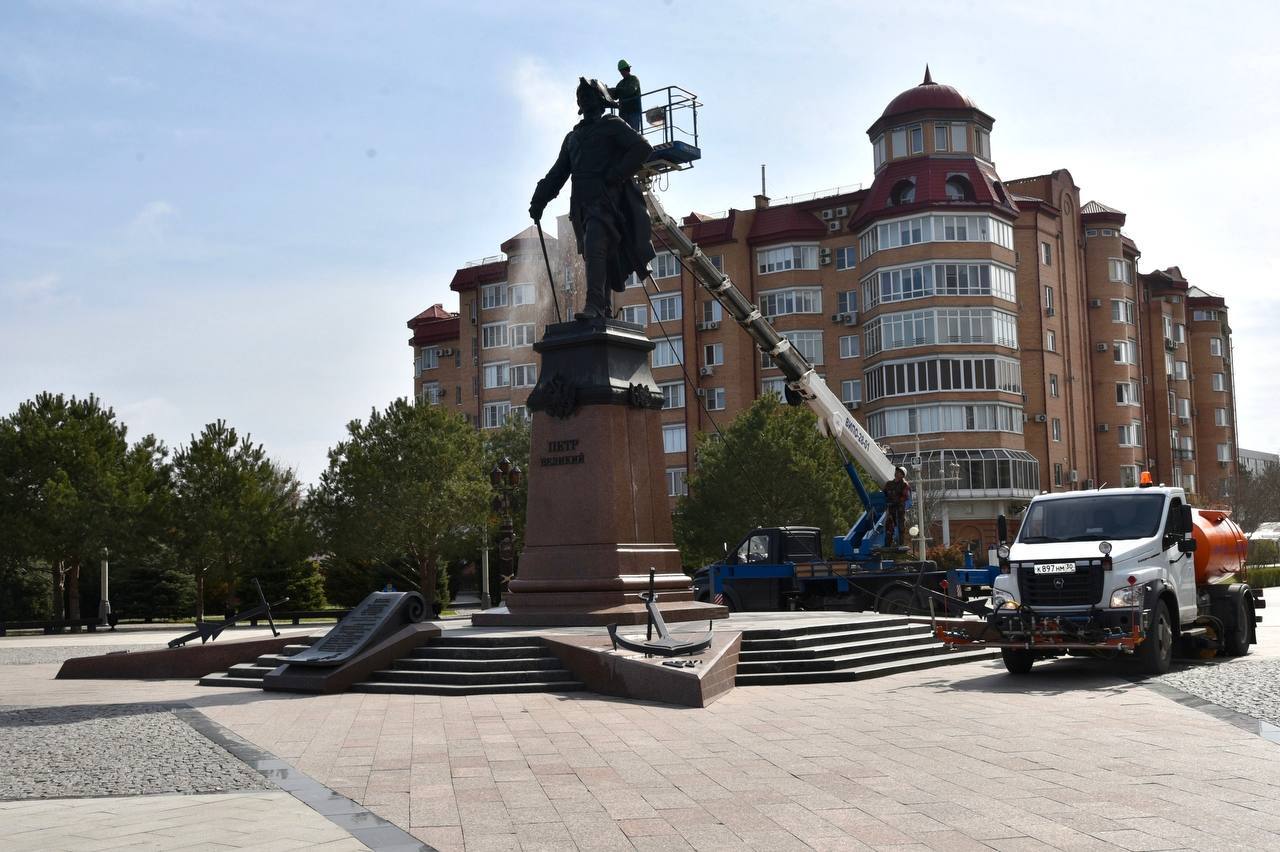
[934,477,1264,674]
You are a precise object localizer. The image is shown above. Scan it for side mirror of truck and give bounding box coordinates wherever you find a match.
[1179,504,1194,537]
[1178,537,1197,554]
[996,514,1008,544]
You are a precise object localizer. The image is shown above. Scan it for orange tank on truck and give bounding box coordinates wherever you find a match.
[1191,509,1248,584]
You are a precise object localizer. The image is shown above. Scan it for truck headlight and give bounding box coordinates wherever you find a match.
[991,591,1017,610]
[1109,585,1144,608]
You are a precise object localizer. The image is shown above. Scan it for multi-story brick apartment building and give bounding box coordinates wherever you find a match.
[408,70,1242,554]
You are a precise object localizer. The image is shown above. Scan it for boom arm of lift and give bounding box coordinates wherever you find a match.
[642,189,898,495]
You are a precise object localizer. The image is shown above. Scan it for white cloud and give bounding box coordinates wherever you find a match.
[509,56,579,161]
[3,273,60,301]
[128,201,177,242]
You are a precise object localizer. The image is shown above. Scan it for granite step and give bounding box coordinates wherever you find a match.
[737,640,960,675]
[737,625,931,660]
[406,644,551,660]
[350,680,585,696]
[738,633,940,667]
[734,649,999,686]
[367,666,577,686]
[740,621,916,651]
[740,617,910,641]
[387,656,564,673]
[198,673,272,688]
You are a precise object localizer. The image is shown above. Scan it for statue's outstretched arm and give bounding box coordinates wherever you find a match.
[530,136,571,219]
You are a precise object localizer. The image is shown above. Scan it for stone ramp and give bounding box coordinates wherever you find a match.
[736,615,998,685]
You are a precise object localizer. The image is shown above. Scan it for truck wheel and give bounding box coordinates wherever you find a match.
[1001,648,1035,675]
[1137,600,1174,675]
[1223,594,1252,658]
[877,587,914,615]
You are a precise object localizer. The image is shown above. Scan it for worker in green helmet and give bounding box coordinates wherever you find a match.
[609,59,642,132]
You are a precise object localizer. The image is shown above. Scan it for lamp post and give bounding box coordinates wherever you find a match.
[489,457,522,607]
[98,547,112,628]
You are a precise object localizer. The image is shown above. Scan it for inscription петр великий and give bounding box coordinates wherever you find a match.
[541,437,585,467]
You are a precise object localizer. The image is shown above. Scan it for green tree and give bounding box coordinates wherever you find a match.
[0,393,163,624]
[312,399,488,611]
[171,421,301,620]
[673,395,860,568]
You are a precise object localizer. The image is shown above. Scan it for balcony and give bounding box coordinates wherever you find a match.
[1173,448,1195,461]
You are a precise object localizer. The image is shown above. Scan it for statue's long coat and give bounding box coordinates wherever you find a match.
[531,114,656,290]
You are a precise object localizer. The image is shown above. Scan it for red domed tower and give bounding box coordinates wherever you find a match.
[851,69,1037,551]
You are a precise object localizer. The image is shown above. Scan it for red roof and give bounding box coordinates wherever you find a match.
[449,259,507,292]
[409,303,453,323]
[870,67,990,134]
[408,312,460,347]
[848,158,1018,231]
[683,209,737,246]
[1081,200,1126,226]
[747,205,826,245]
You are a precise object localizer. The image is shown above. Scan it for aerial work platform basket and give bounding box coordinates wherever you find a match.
[632,85,701,175]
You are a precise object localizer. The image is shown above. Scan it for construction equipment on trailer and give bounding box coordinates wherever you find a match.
[935,473,1265,675]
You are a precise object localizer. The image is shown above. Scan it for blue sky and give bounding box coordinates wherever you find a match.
[3,1,1278,482]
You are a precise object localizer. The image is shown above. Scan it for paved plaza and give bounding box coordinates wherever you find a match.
[2,617,1279,851]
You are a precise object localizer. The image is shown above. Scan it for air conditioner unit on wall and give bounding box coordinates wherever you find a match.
[1070,470,1079,483]
[831,313,845,323]
[1089,299,1102,308]
[440,348,453,356]
[828,221,841,232]
[1096,343,1109,352]
[835,206,848,217]
[1045,307,1056,317]
[844,401,859,411]
[1097,423,1110,432]
[820,255,832,264]
[695,389,706,397]
[822,209,834,220]
[1034,414,1048,423]
[845,311,858,326]
[699,365,714,377]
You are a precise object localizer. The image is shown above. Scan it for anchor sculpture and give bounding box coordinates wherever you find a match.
[607,570,714,657]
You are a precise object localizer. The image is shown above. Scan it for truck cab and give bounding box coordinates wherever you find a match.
[968,483,1264,674]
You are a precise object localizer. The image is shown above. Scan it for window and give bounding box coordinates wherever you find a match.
[891,127,907,158]
[482,361,510,389]
[481,322,508,349]
[1217,443,1232,463]
[1085,228,1098,237]
[1118,420,1143,448]
[1174,361,1189,381]
[839,334,860,358]
[1212,373,1226,392]
[415,347,439,374]
[837,290,857,313]
[1040,241,1052,266]
[1193,309,1220,321]
[666,467,688,497]
[651,293,682,322]
[863,307,1018,356]
[1165,353,1175,376]
[858,214,1012,259]
[1215,407,1229,427]
[757,244,818,274]
[1116,381,1140,406]
[1162,315,1173,341]
[482,401,511,429]
[704,343,723,367]
[1046,330,1057,352]
[456,385,462,405]
[509,283,535,306]
[909,124,924,154]
[1113,339,1137,365]
[944,175,975,201]
[652,336,683,368]
[760,287,822,318]
[625,272,642,288]
[1049,374,1059,398]
[950,123,968,151]
[706,387,726,411]
[1175,324,1186,344]
[1108,258,1132,284]
[1052,418,1062,442]
[653,251,680,279]
[662,424,687,454]
[1044,286,1054,313]
[1120,466,1139,488]
[419,381,442,405]
[975,127,990,160]
[700,301,722,323]
[1176,397,1191,419]
[620,304,647,325]
[708,254,724,272]
[841,379,862,404]
[509,405,527,423]
[934,124,950,152]
[480,283,508,309]
[865,402,1026,439]
[1054,463,1064,487]
[863,355,1023,402]
[873,134,887,168]
[784,330,823,365]
[762,377,786,398]
[1209,337,1223,356]
[510,323,535,347]
[889,179,916,206]
[1111,299,1135,324]
[511,363,537,388]
[659,381,685,410]
[835,246,857,270]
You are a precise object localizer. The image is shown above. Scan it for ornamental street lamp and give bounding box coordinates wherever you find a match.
[99,547,112,629]
[489,457,522,608]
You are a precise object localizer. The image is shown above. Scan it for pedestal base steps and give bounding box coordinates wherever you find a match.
[735,616,999,686]
[199,637,317,688]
